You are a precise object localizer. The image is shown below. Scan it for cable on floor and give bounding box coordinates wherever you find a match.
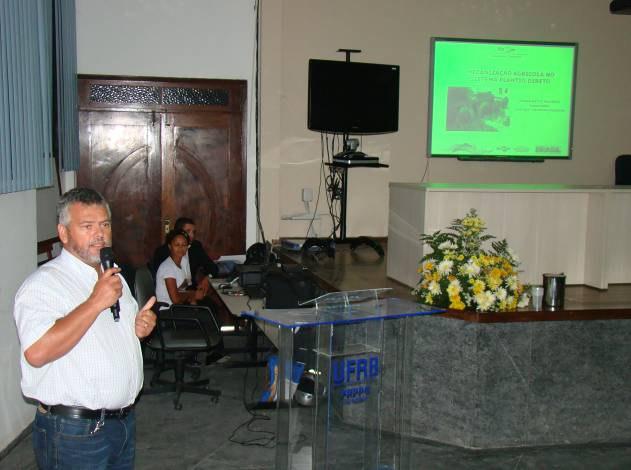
[227,360,276,448]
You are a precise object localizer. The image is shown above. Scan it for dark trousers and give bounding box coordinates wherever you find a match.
[32,408,136,469]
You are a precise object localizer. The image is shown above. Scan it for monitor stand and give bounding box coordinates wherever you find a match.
[331,161,385,256]
[303,156,388,258]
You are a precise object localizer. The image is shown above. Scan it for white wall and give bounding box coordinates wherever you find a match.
[0,191,38,451]
[36,185,58,242]
[75,0,258,247]
[36,160,61,242]
[260,0,631,239]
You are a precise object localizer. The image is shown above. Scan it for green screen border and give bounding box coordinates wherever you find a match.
[427,37,578,161]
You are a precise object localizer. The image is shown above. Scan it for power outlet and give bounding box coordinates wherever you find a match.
[302,188,313,202]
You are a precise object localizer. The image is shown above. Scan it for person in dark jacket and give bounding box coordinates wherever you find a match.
[151,217,219,291]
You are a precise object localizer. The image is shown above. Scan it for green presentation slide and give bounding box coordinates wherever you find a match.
[429,39,577,159]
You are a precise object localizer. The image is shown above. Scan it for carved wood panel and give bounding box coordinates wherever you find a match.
[78,110,162,267]
[78,76,246,267]
[162,112,245,258]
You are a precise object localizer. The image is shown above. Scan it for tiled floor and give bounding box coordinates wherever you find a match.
[3,358,631,469]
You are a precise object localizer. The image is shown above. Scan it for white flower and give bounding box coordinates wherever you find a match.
[474,291,496,311]
[428,280,441,295]
[508,248,520,264]
[437,260,454,275]
[424,259,436,268]
[495,287,507,302]
[506,275,518,291]
[438,241,456,250]
[462,259,481,277]
[517,293,530,308]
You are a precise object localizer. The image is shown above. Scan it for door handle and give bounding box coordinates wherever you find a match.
[164,218,171,235]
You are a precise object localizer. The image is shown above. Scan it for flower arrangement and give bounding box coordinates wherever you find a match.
[413,209,529,312]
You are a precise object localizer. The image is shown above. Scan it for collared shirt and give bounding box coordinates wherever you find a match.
[14,249,143,409]
[155,253,192,308]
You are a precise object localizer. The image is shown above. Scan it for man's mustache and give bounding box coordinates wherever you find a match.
[89,237,110,247]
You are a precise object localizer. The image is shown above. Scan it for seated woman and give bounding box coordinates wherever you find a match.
[155,230,205,309]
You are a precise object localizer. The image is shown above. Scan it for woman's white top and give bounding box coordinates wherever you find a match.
[155,253,191,308]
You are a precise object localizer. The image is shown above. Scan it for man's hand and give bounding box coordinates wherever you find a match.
[23,267,127,368]
[135,296,157,339]
[88,267,123,313]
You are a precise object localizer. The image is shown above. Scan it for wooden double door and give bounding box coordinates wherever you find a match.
[78,76,246,268]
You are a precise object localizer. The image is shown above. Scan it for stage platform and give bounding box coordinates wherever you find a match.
[281,242,631,449]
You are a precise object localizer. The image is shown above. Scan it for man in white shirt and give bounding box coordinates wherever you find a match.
[14,188,157,469]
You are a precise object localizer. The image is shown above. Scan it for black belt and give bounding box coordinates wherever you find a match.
[39,403,134,420]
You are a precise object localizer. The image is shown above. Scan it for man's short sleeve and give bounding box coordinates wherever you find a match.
[14,272,68,352]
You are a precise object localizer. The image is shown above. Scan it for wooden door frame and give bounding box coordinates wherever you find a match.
[78,75,248,262]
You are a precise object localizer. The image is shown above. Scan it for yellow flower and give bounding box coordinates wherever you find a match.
[487,278,501,290]
[487,268,503,290]
[472,279,486,294]
[415,210,524,312]
[462,216,484,230]
[449,297,466,310]
[447,279,462,297]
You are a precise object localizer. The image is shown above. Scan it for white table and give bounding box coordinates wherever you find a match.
[388,183,631,289]
[210,280,280,348]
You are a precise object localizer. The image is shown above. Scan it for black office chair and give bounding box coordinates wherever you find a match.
[134,264,159,309]
[147,305,222,410]
[134,265,164,366]
[615,155,631,185]
[134,266,223,410]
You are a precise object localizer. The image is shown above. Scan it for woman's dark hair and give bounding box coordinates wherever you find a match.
[166,229,190,246]
[174,217,195,232]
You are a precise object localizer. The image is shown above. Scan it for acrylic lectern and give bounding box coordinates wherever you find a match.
[243,289,442,469]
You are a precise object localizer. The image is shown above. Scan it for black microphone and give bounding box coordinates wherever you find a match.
[99,247,120,322]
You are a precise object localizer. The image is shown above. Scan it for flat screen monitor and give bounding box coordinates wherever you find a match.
[428,38,578,161]
[308,59,400,134]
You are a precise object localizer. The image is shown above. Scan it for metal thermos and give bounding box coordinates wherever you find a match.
[543,273,566,308]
